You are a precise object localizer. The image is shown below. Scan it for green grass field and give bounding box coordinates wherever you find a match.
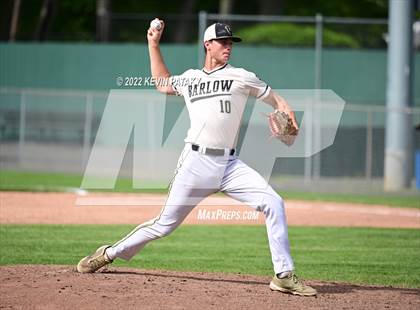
[1,170,419,289]
[1,225,419,288]
[1,170,419,208]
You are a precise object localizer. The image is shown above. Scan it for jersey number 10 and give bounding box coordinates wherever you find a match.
[220,100,231,113]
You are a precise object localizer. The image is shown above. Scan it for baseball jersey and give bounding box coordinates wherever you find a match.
[172,63,271,149]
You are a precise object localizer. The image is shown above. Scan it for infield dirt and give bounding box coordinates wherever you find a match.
[1,265,419,310]
[1,191,419,228]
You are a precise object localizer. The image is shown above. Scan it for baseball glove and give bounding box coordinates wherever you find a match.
[267,110,299,146]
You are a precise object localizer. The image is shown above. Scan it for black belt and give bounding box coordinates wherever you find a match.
[191,144,235,156]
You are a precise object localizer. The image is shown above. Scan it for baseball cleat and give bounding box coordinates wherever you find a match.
[77,245,113,273]
[269,272,317,296]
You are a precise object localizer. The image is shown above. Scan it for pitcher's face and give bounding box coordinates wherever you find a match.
[205,38,233,63]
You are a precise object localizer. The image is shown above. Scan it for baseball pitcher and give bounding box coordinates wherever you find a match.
[77,19,316,297]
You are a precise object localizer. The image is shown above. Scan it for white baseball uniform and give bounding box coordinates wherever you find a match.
[106,63,295,275]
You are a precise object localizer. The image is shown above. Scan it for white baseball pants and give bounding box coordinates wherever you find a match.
[106,143,294,274]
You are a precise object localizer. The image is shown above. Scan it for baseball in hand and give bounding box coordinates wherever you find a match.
[150,19,162,30]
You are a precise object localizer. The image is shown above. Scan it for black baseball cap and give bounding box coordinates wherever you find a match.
[203,23,242,42]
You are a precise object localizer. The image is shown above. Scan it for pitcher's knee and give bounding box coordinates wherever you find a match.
[259,194,285,217]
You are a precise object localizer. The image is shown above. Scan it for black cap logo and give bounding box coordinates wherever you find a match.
[214,23,242,42]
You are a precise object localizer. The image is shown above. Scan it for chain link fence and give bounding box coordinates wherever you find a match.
[1,13,420,192]
[1,87,419,193]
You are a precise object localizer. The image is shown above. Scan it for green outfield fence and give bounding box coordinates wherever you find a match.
[1,42,420,193]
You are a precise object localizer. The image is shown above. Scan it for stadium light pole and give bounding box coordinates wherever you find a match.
[384,0,414,191]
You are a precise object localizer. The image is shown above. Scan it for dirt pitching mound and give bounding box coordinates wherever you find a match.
[1,265,419,310]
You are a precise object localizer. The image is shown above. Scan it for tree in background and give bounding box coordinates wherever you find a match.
[34,0,57,41]
[0,0,402,44]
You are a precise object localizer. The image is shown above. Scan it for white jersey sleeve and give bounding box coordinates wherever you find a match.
[171,75,183,96]
[240,70,271,101]
[171,69,195,97]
